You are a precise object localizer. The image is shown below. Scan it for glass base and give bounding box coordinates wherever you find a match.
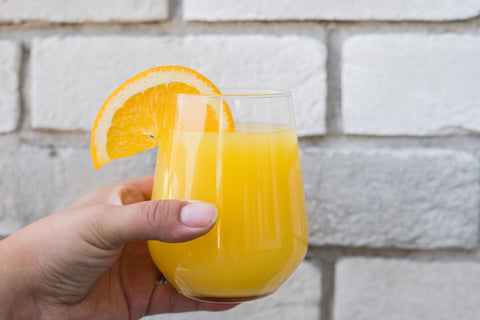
[188,292,273,303]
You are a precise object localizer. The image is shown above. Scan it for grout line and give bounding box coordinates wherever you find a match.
[2,16,480,38]
[168,0,178,20]
[324,27,343,134]
[298,134,480,159]
[309,245,480,267]
[0,15,480,27]
[320,260,336,320]
[16,41,29,132]
[170,0,183,21]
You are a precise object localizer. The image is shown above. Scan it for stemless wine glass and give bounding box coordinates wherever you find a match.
[148,89,308,303]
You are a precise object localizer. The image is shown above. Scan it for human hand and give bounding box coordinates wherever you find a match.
[0,176,236,320]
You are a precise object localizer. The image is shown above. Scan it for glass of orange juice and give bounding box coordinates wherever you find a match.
[148,89,308,303]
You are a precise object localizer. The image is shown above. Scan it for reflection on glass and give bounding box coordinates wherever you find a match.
[148,90,308,303]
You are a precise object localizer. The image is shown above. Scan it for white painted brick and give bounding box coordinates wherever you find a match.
[335,258,480,320]
[0,0,168,23]
[0,41,20,133]
[146,261,321,320]
[343,34,480,136]
[30,36,326,136]
[302,148,480,249]
[184,0,480,21]
[54,147,156,211]
[0,146,54,236]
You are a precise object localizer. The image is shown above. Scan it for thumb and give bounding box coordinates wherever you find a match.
[88,199,218,249]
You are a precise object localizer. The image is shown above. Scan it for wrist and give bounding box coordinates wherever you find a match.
[0,236,40,320]
[0,237,16,319]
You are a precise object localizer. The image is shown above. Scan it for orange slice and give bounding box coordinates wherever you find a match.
[90,66,234,169]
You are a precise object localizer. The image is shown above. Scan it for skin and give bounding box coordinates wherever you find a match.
[0,176,236,320]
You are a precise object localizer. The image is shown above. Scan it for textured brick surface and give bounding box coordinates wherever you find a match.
[302,148,480,249]
[343,34,480,136]
[0,146,54,236]
[30,35,326,136]
[0,0,168,23]
[54,148,156,211]
[0,41,20,133]
[184,0,480,21]
[335,258,480,320]
[146,261,321,320]
[4,2,480,320]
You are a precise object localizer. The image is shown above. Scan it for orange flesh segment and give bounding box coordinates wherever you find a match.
[90,66,235,169]
[107,82,200,159]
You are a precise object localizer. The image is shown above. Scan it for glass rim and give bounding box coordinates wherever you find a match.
[176,88,292,99]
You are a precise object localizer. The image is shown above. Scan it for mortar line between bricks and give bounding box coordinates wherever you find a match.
[476,176,480,248]
[169,0,179,19]
[3,17,480,37]
[310,245,480,263]
[1,15,480,27]
[16,42,29,132]
[319,260,335,320]
[325,28,342,134]
[298,135,480,156]
[169,0,186,29]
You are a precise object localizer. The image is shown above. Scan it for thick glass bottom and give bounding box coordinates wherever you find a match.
[188,292,273,303]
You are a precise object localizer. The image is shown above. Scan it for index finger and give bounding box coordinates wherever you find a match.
[66,175,154,209]
[122,175,155,200]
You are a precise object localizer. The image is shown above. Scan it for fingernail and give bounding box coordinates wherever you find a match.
[180,202,217,228]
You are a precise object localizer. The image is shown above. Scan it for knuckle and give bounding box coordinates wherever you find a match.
[81,204,120,249]
[138,200,187,242]
[140,200,178,229]
[86,204,112,220]
[111,185,126,199]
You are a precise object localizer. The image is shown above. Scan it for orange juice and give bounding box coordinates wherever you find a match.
[148,123,308,301]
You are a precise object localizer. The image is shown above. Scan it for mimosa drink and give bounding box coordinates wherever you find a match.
[148,123,308,302]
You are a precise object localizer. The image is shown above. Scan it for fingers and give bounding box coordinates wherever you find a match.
[122,175,155,200]
[146,283,238,315]
[68,176,154,209]
[86,200,218,249]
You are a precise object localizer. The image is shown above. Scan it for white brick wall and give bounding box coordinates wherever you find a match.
[0,0,169,23]
[53,148,156,211]
[302,148,480,249]
[0,146,54,236]
[0,41,20,133]
[30,35,326,136]
[184,0,480,21]
[146,261,321,320]
[2,1,480,319]
[335,258,480,320]
[343,34,480,136]
[0,145,156,235]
